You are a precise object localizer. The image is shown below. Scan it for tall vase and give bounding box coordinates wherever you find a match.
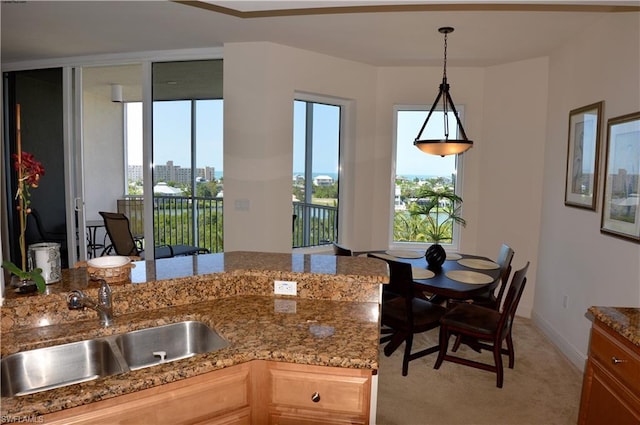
[28,242,62,284]
[425,243,446,269]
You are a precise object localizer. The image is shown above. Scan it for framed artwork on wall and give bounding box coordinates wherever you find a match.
[600,111,640,243]
[564,101,603,210]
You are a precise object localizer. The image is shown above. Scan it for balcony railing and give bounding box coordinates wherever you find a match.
[292,202,338,248]
[116,197,337,252]
[118,196,223,253]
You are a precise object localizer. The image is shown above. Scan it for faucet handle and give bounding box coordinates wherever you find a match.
[67,290,85,310]
[97,279,112,307]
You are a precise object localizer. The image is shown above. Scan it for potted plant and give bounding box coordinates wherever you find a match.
[409,186,466,268]
[2,105,47,293]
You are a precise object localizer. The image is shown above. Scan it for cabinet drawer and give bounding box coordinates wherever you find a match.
[268,363,371,417]
[590,322,640,395]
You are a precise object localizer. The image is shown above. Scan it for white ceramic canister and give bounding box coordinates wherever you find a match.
[28,242,62,284]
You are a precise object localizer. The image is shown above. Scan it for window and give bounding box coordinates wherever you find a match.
[392,106,464,249]
[292,98,341,248]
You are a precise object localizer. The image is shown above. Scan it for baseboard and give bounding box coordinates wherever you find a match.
[531,311,587,373]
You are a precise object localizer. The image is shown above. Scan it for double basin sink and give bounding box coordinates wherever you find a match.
[1,321,229,397]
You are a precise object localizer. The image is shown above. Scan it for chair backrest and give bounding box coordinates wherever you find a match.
[100,211,139,256]
[494,244,515,308]
[332,242,353,256]
[497,261,529,339]
[373,256,417,320]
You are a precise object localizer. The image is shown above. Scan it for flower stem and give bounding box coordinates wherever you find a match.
[16,104,27,273]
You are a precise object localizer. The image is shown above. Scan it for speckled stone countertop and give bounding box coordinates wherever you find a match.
[588,306,640,347]
[0,251,389,419]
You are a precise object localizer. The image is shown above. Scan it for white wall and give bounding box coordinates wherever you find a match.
[223,42,378,252]
[478,57,550,318]
[533,12,640,371]
[83,88,123,229]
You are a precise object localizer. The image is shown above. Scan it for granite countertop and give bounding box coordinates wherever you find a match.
[588,306,640,347]
[0,251,389,419]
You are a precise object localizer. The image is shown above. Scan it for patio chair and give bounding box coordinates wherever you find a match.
[99,211,209,259]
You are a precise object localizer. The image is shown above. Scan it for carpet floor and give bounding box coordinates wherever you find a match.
[376,318,583,425]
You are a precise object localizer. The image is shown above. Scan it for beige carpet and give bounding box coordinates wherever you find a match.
[376,318,583,425]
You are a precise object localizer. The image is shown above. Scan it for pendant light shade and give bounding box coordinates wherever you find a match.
[414,27,473,157]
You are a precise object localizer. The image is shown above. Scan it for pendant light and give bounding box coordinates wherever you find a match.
[414,27,473,157]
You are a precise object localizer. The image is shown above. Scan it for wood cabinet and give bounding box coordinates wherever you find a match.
[43,362,252,425]
[42,361,373,425]
[264,361,372,425]
[578,319,640,425]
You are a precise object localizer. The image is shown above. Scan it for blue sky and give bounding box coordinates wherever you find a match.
[127,101,457,178]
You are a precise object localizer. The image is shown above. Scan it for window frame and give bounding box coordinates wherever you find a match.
[292,92,347,252]
[390,104,466,252]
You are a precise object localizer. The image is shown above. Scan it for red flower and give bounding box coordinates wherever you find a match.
[13,152,45,187]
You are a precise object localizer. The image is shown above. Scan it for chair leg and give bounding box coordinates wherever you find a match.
[452,334,462,352]
[402,334,414,376]
[493,342,504,388]
[506,332,515,369]
[434,327,449,369]
[384,331,407,357]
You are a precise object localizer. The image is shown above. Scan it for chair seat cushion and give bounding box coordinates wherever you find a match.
[441,303,501,335]
[383,297,446,329]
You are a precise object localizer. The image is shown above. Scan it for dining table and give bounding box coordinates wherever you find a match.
[367,249,503,302]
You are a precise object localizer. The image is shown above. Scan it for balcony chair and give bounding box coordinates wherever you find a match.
[332,242,353,256]
[433,262,530,388]
[373,255,447,376]
[99,211,209,259]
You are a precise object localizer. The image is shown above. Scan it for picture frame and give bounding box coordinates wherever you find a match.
[600,111,640,243]
[564,101,603,210]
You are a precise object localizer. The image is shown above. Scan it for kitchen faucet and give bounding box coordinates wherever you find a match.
[67,279,113,327]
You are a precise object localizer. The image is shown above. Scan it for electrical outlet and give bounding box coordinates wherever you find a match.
[562,295,569,309]
[274,280,297,296]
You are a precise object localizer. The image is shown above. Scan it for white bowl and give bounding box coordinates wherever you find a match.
[87,256,131,269]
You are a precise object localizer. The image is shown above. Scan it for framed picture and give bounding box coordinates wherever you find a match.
[601,111,640,243]
[565,101,603,209]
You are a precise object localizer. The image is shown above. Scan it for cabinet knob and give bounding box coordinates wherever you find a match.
[311,392,321,403]
[611,356,626,365]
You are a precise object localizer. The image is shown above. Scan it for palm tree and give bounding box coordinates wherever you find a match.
[410,187,465,268]
[409,187,466,243]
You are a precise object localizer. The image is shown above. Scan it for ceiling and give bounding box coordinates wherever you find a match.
[1,1,638,69]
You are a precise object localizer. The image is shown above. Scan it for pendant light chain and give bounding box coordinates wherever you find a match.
[442,30,448,80]
[442,30,450,139]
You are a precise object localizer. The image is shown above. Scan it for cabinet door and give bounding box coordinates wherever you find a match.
[44,363,251,425]
[581,359,640,425]
[267,362,371,424]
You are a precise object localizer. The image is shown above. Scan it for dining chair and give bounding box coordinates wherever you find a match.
[332,242,353,256]
[449,244,514,351]
[374,255,447,376]
[99,211,209,259]
[433,261,530,388]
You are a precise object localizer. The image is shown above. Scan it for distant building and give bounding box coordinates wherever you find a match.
[313,175,334,186]
[129,161,218,186]
[153,182,183,196]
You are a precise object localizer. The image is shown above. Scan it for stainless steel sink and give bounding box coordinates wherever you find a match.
[1,338,126,397]
[114,321,229,370]
[1,321,228,397]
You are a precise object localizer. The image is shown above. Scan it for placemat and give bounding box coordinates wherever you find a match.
[412,268,435,279]
[446,253,462,260]
[457,258,500,270]
[385,249,424,259]
[370,253,397,261]
[445,270,494,284]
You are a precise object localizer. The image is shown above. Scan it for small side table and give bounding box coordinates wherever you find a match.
[86,220,105,258]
